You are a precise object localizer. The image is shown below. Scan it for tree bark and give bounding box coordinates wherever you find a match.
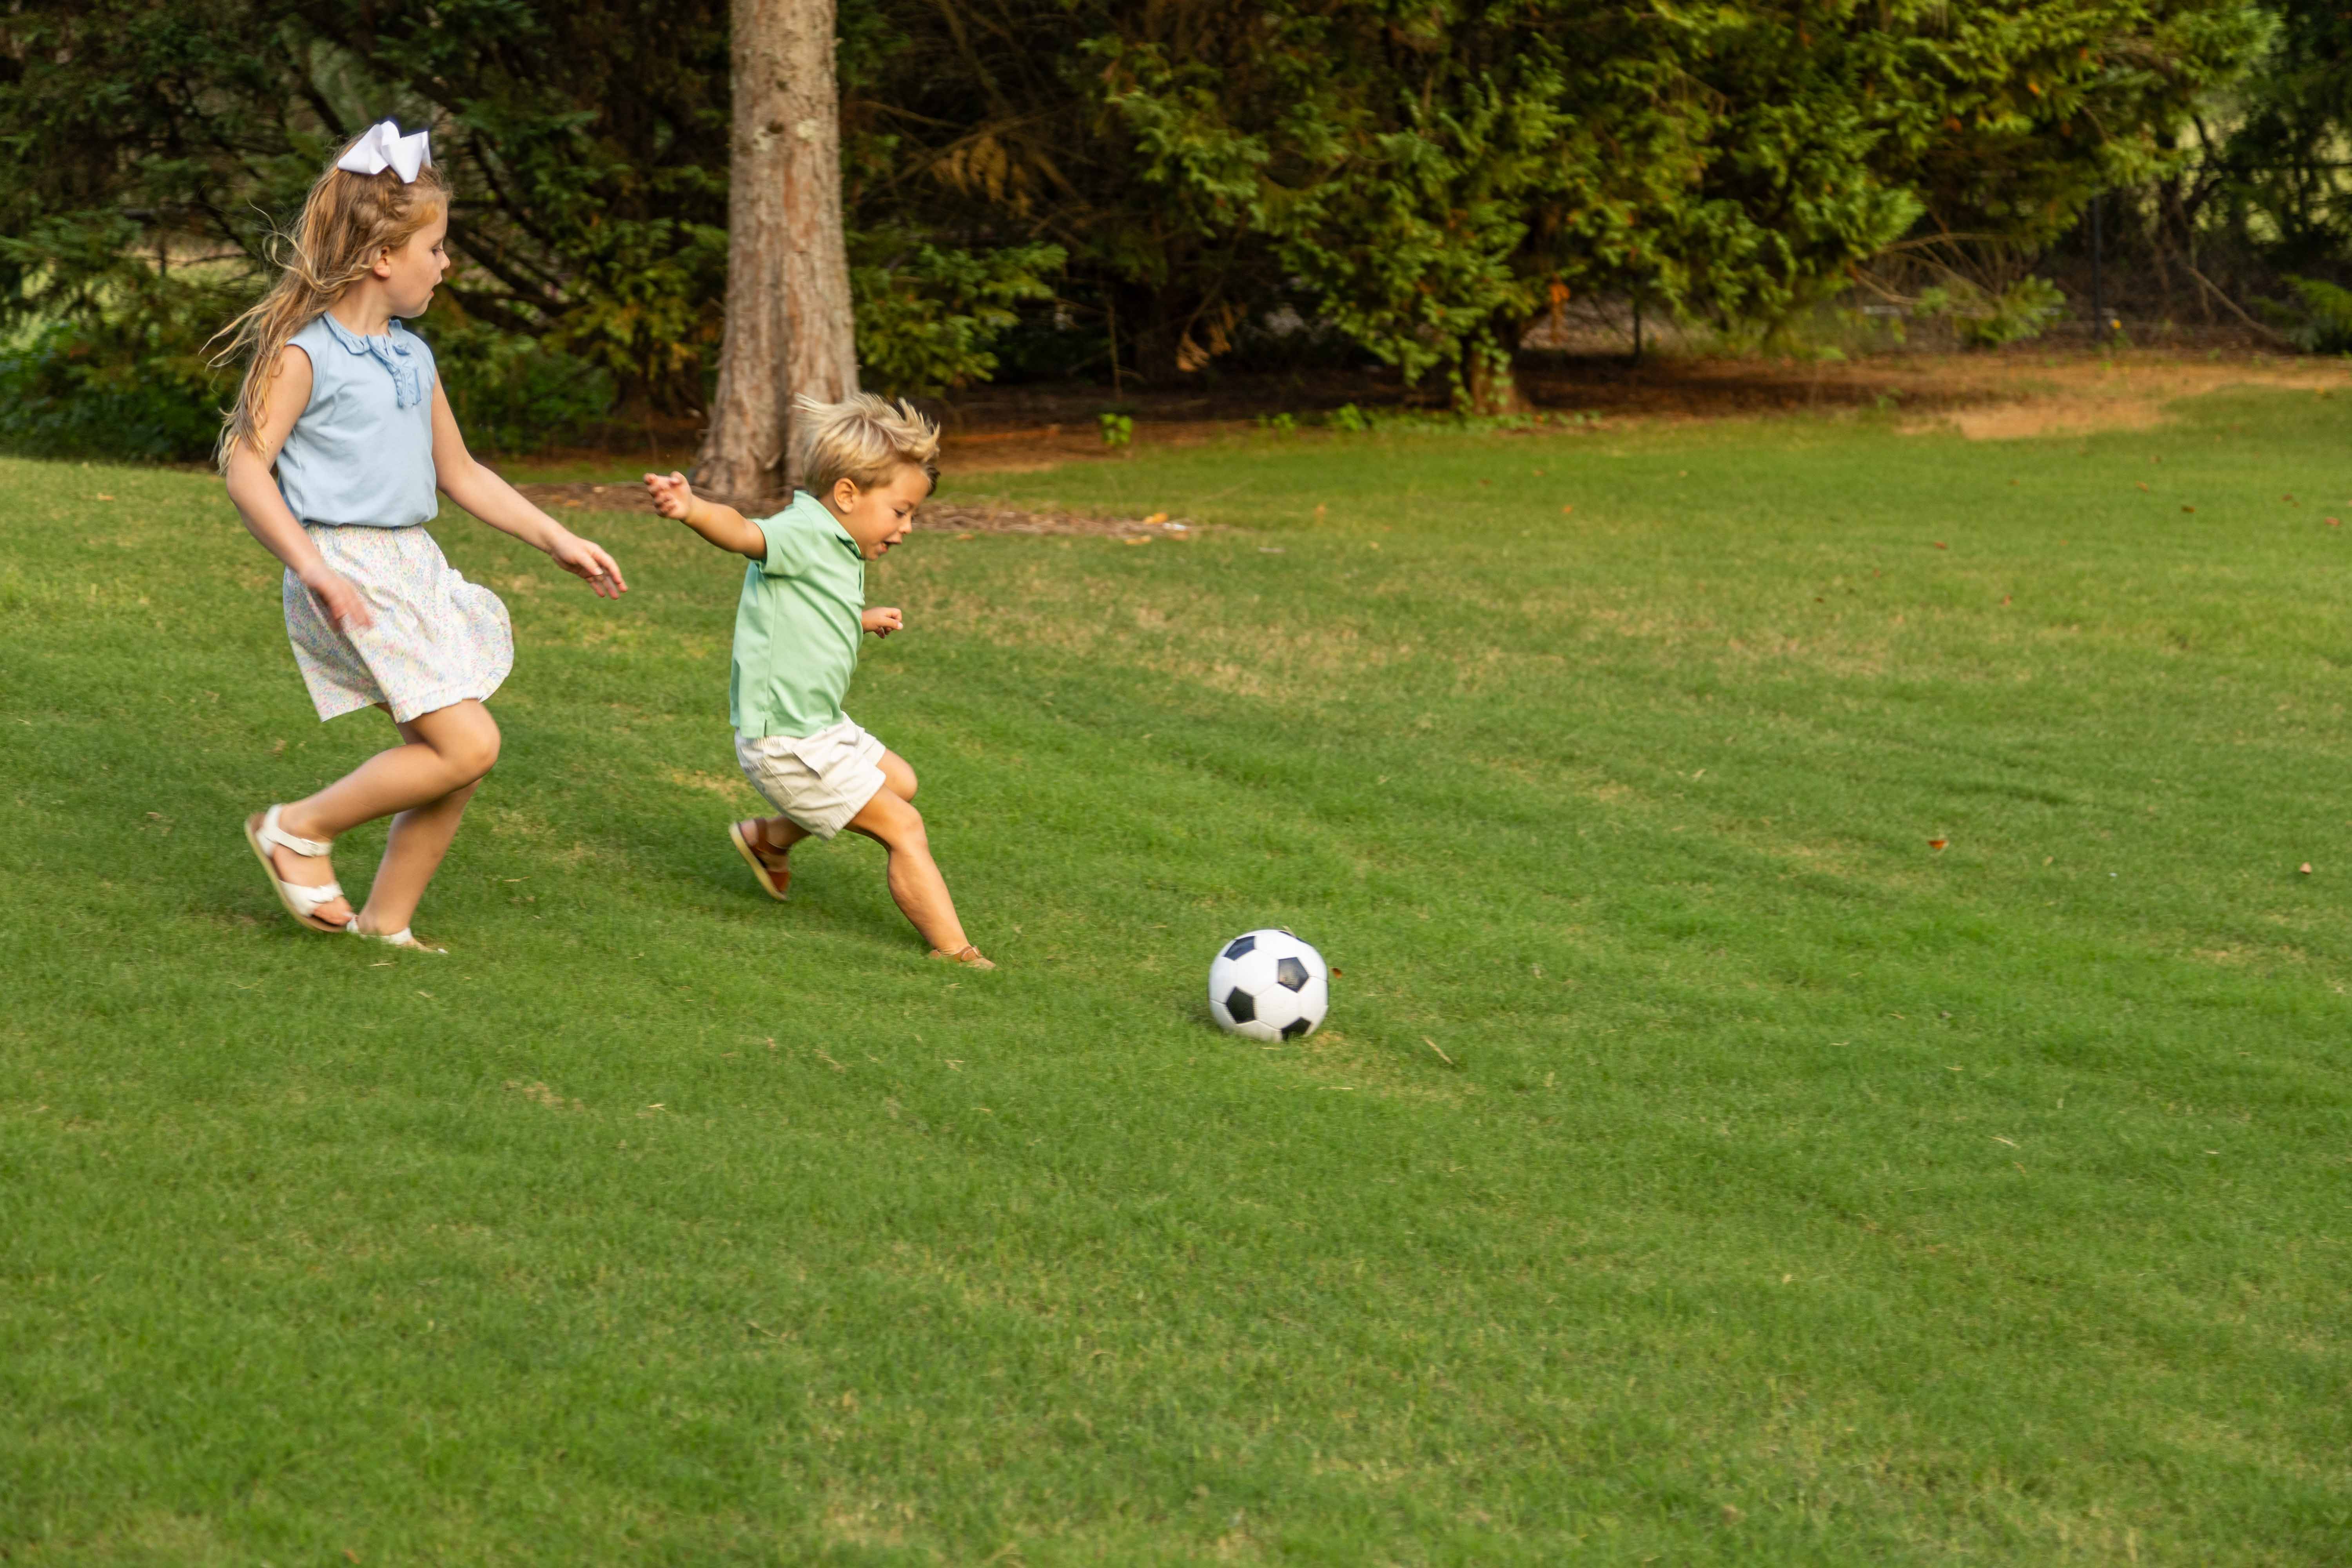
[697,0,859,504]
[1459,329,1530,416]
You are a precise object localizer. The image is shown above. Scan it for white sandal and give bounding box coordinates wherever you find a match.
[350,924,447,955]
[244,805,352,934]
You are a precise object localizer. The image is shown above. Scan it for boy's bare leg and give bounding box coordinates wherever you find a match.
[843,784,971,956]
[748,751,908,875]
[750,816,811,861]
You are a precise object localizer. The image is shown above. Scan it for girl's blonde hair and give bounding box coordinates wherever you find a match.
[210,132,449,468]
[793,392,941,496]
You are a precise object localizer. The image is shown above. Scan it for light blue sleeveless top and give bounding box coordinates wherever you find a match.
[275,313,439,528]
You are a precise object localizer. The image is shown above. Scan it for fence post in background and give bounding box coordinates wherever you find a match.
[2090,192,2107,345]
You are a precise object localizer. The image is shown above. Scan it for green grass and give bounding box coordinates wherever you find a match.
[4,390,2350,1564]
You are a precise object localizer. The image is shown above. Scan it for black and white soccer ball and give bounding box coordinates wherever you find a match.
[1207,929,1330,1042]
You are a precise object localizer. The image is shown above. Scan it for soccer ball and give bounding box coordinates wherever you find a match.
[1207,929,1330,1042]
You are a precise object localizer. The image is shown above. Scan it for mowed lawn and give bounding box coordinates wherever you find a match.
[4,387,2350,1564]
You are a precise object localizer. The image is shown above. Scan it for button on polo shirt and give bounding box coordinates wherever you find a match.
[729,491,866,740]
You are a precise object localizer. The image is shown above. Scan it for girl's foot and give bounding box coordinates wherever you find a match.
[351,921,447,955]
[730,818,792,900]
[929,945,996,970]
[244,806,355,932]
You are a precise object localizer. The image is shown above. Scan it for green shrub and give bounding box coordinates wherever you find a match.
[0,319,227,463]
[0,221,240,463]
[1913,277,2067,348]
[851,232,1065,398]
[2259,277,2352,354]
[416,321,617,456]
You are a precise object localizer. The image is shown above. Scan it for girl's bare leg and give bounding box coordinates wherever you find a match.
[357,775,483,936]
[261,701,502,929]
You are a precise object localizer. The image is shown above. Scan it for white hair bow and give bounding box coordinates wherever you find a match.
[336,120,434,183]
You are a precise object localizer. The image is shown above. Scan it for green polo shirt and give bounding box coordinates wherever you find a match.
[728,491,866,739]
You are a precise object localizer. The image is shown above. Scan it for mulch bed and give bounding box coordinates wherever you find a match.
[514,481,1203,539]
[909,501,1205,538]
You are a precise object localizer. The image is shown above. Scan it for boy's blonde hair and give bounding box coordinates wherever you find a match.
[210,129,450,468]
[793,392,940,497]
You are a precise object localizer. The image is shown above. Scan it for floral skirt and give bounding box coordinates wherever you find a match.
[283,523,513,724]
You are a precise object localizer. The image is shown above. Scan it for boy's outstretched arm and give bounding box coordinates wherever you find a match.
[645,470,766,558]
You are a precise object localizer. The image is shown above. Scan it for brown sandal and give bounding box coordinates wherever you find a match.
[730,819,791,900]
[929,945,996,970]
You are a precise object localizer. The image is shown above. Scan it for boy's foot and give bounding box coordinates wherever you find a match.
[730,818,791,900]
[929,945,996,970]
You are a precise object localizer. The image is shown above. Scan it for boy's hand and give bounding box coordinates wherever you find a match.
[645,470,696,521]
[862,606,904,637]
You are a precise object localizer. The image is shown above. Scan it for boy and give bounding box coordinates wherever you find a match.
[645,393,993,968]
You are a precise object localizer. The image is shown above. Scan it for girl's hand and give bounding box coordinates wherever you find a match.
[550,531,629,598]
[644,470,695,521]
[862,606,904,637]
[300,565,376,633]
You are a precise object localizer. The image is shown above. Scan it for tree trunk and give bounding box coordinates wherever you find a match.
[1459,331,1530,416]
[697,0,859,504]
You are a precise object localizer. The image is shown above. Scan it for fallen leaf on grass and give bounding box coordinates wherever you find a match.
[1931,541,1949,550]
[1560,505,1573,515]
[1123,536,1150,546]
[2300,862,2314,875]
[2136,482,2149,491]
[955,531,975,541]
[2182,505,2196,514]
[1928,838,1949,850]
[2329,518,2342,528]
[1143,512,1168,524]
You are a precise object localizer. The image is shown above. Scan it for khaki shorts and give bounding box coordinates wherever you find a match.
[735,719,889,840]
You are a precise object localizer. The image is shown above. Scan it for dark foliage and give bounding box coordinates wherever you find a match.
[0,0,2305,456]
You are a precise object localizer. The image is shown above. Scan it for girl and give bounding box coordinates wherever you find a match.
[218,120,627,952]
